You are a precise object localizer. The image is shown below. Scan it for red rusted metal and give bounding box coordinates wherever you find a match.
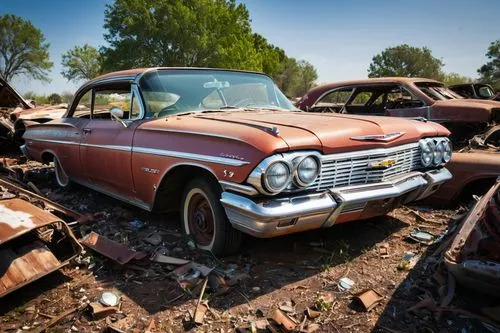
[0,194,82,297]
[80,232,147,265]
[296,78,500,139]
[444,180,500,296]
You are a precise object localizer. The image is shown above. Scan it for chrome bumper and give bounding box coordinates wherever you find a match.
[220,168,452,238]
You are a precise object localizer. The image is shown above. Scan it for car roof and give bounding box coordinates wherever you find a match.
[312,77,442,91]
[92,67,267,82]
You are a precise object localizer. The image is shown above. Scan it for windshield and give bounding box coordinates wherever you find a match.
[139,69,296,118]
[415,82,464,101]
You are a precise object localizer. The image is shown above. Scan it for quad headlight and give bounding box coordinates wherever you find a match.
[419,137,452,167]
[294,156,320,187]
[247,152,320,195]
[263,161,292,192]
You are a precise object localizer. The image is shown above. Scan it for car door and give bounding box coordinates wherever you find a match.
[40,89,92,181]
[79,82,142,198]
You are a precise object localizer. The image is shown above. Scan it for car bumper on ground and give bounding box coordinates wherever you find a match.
[220,168,452,238]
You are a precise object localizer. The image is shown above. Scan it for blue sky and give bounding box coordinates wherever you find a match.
[2,0,499,95]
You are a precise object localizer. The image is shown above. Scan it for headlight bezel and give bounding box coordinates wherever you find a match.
[262,160,293,193]
[293,155,321,187]
[246,152,321,195]
[419,137,452,167]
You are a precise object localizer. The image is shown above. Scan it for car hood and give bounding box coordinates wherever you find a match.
[10,104,68,121]
[431,99,500,122]
[0,77,32,110]
[142,110,448,155]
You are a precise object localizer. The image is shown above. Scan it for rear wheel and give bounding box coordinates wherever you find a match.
[181,177,242,256]
[54,156,70,188]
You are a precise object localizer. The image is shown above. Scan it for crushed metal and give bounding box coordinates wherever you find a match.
[444,179,500,296]
[0,180,82,297]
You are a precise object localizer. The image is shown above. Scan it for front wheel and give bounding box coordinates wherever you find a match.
[181,177,242,256]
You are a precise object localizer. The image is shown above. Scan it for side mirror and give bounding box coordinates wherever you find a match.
[110,107,128,128]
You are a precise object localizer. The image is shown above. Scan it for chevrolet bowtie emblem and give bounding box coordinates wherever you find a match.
[350,132,405,142]
[367,159,396,170]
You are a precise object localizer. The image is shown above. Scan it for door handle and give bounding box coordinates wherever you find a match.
[82,128,92,134]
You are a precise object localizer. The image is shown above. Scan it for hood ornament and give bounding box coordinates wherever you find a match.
[350,132,405,142]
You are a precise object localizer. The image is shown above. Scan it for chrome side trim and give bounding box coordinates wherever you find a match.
[219,181,259,196]
[132,147,250,166]
[29,138,248,166]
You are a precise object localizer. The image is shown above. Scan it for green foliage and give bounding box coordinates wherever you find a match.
[24,91,48,105]
[442,72,473,86]
[61,44,102,83]
[0,14,53,82]
[100,0,318,98]
[60,91,74,103]
[48,93,62,104]
[368,44,444,80]
[101,0,261,71]
[478,40,500,86]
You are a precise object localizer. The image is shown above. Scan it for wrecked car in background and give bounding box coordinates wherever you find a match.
[0,178,82,297]
[449,83,500,101]
[296,77,500,145]
[445,179,500,296]
[0,76,66,149]
[429,125,500,206]
[23,67,453,255]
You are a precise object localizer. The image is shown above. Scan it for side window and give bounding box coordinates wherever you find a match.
[131,93,142,120]
[93,89,131,120]
[387,87,424,109]
[73,90,92,118]
[317,88,352,105]
[351,91,372,105]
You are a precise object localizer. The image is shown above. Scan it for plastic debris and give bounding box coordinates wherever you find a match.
[99,291,120,307]
[408,230,435,245]
[338,277,355,291]
[398,252,421,271]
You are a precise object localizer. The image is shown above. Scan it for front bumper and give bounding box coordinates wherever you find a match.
[220,168,452,238]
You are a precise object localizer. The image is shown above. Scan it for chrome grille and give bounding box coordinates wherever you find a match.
[312,143,422,191]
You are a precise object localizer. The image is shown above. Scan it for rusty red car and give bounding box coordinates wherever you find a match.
[22,68,453,255]
[296,77,500,144]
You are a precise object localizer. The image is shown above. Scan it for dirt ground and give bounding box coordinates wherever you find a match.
[0,156,498,333]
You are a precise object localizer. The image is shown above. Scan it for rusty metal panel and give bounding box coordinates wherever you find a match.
[0,198,61,244]
[445,180,500,296]
[0,194,82,297]
[81,231,147,265]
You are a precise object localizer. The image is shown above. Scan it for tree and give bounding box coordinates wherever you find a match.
[478,40,500,86]
[0,14,53,82]
[101,0,261,72]
[48,93,62,105]
[61,44,102,83]
[442,72,472,86]
[368,44,444,80]
[295,60,318,97]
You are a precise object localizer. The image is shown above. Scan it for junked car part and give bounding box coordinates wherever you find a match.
[297,77,500,146]
[444,180,500,296]
[0,185,82,297]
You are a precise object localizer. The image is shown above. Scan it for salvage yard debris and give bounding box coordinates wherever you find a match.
[0,181,82,297]
[444,179,500,296]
